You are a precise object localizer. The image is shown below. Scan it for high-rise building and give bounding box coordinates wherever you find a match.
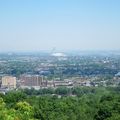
[2,76,16,89]
[20,75,43,89]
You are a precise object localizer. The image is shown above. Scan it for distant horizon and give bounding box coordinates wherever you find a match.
[1,49,120,54]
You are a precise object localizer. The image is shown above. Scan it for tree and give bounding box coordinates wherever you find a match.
[15,101,34,120]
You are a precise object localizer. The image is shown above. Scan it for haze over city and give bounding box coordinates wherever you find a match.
[0,0,120,52]
[1,1,120,120]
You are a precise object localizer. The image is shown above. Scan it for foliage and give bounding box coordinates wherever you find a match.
[0,87,120,120]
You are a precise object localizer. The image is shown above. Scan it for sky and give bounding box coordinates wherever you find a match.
[0,0,120,52]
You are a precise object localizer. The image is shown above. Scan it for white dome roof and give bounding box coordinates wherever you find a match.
[51,52,66,57]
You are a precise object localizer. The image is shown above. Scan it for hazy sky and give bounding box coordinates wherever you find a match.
[0,0,120,52]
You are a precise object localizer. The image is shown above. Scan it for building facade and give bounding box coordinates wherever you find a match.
[2,76,16,89]
[20,75,43,89]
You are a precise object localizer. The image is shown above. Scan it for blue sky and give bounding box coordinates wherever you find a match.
[0,0,120,52]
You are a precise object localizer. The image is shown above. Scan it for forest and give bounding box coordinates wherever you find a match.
[0,86,120,120]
